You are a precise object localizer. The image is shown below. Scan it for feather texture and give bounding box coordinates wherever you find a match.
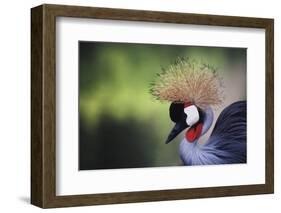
[150,57,224,109]
[179,101,247,165]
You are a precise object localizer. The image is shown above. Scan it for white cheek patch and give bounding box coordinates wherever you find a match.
[184,105,200,126]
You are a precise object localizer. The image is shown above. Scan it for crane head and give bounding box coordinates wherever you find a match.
[165,102,203,144]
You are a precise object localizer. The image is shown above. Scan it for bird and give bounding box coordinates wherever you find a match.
[150,57,246,165]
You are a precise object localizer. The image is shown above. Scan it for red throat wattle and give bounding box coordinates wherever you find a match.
[185,122,203,143]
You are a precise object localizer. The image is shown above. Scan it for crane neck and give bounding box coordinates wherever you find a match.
[201,107,214,136]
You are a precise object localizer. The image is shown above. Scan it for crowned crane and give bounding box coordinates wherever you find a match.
[150,58,246,165]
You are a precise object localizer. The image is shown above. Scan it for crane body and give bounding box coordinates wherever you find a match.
[179,101,246,165]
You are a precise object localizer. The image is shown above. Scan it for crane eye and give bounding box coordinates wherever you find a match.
[169,102,185,123]
[184,105,199,126]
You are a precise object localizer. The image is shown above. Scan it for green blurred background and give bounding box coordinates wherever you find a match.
[79,41,246,170]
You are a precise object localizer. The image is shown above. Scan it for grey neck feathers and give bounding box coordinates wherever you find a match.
[201,107,214,136]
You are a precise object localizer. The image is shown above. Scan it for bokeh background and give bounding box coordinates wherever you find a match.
[79,41,246,170]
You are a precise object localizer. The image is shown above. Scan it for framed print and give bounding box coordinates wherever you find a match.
[31,4,274,208]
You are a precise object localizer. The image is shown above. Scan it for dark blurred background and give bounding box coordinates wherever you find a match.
[79,41,246,170]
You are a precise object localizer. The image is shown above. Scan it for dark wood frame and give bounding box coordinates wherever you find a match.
[31,4,274,208]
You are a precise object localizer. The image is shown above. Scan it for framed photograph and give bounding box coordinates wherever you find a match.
[31,4,274,208]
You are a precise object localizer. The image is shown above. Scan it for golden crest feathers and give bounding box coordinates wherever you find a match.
[150,57,224,109]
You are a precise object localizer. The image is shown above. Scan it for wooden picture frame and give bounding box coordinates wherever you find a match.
[31,4,274,208]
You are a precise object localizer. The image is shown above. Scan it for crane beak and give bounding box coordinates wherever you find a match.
[165,120,188,144]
